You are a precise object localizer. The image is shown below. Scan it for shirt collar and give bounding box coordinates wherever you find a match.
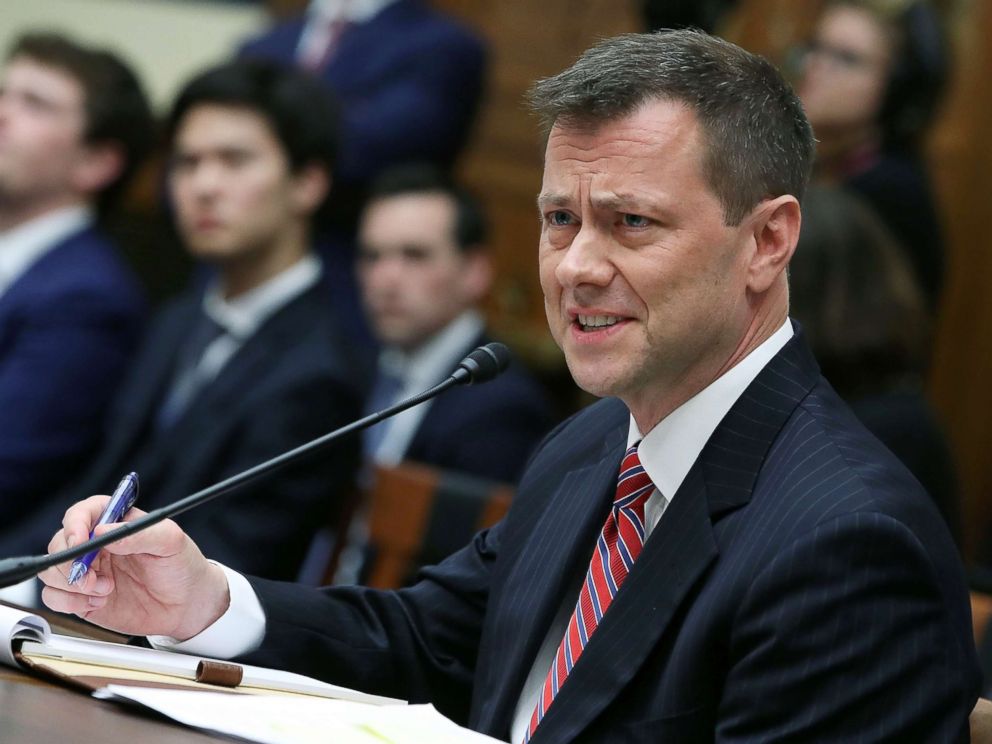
[307,0,398,23]
[0,205,93,295]
[628,319,794,501]
[202,254,322,340]
[379,310,485,388]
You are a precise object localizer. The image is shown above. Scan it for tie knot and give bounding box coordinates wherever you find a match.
[614,444,654,510]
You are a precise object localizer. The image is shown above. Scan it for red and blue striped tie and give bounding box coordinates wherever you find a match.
[525,443,655,741]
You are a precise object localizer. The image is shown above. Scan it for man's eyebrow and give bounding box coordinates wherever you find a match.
[591,192,665,212]
[536,193,571,210]
[537,191,668,213]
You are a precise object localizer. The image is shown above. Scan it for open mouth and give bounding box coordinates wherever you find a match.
[575,314,624,332]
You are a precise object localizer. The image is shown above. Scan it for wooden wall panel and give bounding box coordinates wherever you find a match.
[926,0,992,560]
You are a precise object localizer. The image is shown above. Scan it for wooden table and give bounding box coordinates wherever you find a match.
[0,603,223,743]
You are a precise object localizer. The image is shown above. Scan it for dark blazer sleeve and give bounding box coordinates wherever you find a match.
[0,280,142,520]
[242,520,502,724]
[717,512,977,742]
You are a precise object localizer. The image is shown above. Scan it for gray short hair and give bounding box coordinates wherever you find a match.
[528,30,815,225]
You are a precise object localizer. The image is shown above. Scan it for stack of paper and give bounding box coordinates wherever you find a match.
[97,685,508,744]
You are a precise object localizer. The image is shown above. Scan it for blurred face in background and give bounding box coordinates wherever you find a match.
[798,4,894,139]
[357,191,491,351]
[169,104,317,269]
[0,56,88,209]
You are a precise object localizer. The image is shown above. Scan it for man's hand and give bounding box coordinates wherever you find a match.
[39,495,230,640]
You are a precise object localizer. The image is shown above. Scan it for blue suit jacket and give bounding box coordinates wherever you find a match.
[8,280,368,580]
[0,225,144,528]
[246,328,980,741]
[401,332,555,484]
[239,0,486,188]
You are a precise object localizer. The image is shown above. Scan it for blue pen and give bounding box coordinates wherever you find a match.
[67,472,139,586]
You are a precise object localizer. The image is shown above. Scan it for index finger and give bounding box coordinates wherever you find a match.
[59,495,113,549]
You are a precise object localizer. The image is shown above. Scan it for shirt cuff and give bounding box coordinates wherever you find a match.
[147,562,265,658]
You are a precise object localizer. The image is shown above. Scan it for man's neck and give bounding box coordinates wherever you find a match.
[0,193,89,233]
[627,300,790,435]
[216,231,310,300]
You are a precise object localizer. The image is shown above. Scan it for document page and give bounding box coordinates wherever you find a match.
[0,603,49,666]
[95,685,508,744]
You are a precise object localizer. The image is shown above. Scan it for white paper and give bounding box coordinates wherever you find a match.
[0,603,50,666]
[95,685,508,744]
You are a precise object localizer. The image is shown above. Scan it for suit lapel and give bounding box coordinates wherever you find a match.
[100,298,197,465]
[521,327,822,741]
[157,288,313,451]
[529,463,718,743]
[476,418,627,733]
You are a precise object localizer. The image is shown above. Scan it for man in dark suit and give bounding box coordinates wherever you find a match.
[0,34,149,547]
[24,61,366,582]
[42,30,980,741]
[239,0,486,201]
[238,0,487,348]
[357,165,553,484]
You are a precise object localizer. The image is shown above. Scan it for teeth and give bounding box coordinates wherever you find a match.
[577,314,620,328]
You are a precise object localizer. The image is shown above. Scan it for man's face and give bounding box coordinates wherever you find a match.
[798,5,893,136]
[169,105,304,263]
[538,99,756,426]
[0,56,88,204]
[357,192,488,351]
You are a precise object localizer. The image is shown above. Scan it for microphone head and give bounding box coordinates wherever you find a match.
[453,342,511,385]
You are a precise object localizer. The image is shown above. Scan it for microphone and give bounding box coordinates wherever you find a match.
[0,342,512,588]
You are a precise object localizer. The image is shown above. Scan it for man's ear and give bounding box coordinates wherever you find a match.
[71,142,125,197]
[746,195,801,294]
[291,163,330,215]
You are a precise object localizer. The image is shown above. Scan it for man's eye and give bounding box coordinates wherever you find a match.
[548,211,572,226]
[622,214,649,228]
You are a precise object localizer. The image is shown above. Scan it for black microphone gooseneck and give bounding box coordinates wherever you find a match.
[0,343,511,588]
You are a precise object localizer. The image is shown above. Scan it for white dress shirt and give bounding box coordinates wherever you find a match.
[508,319,793,742]
[153,318,796,724]
[0,206,92,297]
[180,253,323,392]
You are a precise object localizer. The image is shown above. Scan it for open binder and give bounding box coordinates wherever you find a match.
[0,602,402,704]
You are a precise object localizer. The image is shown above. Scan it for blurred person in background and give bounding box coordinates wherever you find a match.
[0,60,366,582]
[321,165,555,585]
[357,165,554,485]
[797,0,948,311]
[240,0,486,209]
[789,184,960,544]
[0,33,149,541]
[239,0,487,348]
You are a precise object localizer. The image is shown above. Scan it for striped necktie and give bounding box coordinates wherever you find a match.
[525,443,655,742]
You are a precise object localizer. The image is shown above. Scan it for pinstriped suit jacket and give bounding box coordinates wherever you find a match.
[246,328,981,742]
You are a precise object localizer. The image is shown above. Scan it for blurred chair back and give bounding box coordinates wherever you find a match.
[361,461,513,589]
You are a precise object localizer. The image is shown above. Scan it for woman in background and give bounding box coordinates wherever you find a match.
[797,0,948,310]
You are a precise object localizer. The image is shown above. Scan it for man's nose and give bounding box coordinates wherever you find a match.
[555,225,614,288]
[186,161,225,199]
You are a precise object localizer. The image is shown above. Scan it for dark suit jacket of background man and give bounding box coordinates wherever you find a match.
[399,332,555,485]
[243,327,981,742]
[35,281,365,581]
[0,225,144,532]
[239,0,486,192]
